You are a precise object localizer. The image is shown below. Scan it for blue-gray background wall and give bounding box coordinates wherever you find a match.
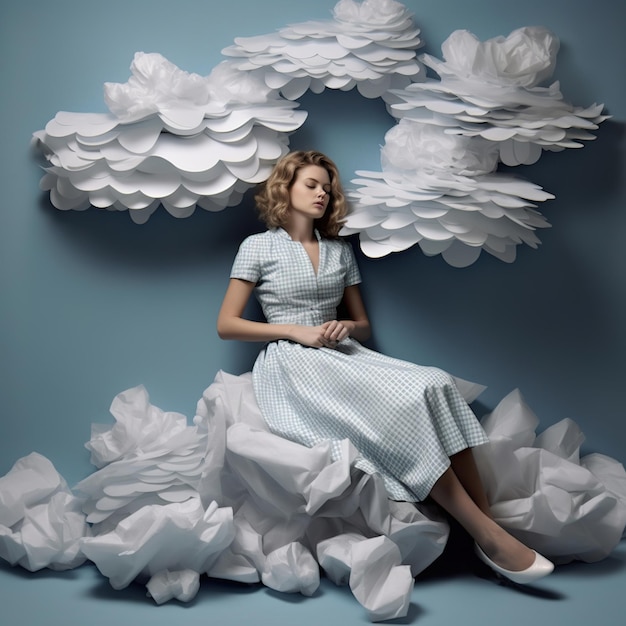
[1,0,624,486]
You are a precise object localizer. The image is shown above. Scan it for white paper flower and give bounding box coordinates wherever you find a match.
[343,120,553,266]
[387,27,608,166]
[222,0,424,100]
[33,53,307,223]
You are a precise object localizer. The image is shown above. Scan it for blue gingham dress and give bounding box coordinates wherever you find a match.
[230,228,488,501]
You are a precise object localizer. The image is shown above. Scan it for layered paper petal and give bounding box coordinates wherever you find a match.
[222,0,425,100]
[387,27,608,165]
[342,120,553,266]
[74,384,217,529]
[33,54,306,222]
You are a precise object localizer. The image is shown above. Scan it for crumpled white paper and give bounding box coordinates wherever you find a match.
[318,533,413,621]
[74,384,213,531]
[0,452,90,571]
[222,0,424,100]
[146,568,201,604]
[1,372,625,621]
[474,389,626,563]
[80,498,234,592]
[261,542,320,596]
[64,372,453,618]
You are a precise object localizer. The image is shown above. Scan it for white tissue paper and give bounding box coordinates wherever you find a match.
[474,389,626,564]
[2,372,625,621]
[0,453,90,571]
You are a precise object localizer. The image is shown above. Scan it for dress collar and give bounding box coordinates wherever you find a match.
[274,227,321,242]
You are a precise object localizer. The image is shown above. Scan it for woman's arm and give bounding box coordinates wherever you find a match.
[216,278,345,348]
[217,278,289,342]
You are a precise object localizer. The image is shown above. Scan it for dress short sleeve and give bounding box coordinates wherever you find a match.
[342,240,362,287]
[230,235,262,283]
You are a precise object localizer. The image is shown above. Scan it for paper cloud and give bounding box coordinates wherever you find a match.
[33,53,306,223]
[342,120,553,266]
[222,0,424,100]
[388,27,608,166]
[31,5,607,264]
[342,26,607,265]
[1,373,625,619]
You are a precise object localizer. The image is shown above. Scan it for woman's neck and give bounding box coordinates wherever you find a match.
[282,215,316,243]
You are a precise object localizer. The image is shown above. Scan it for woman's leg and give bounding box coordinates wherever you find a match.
[449,448,492,518]
[429,466,535,572]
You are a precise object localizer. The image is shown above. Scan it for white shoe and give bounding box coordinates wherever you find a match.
[475,543,554,585]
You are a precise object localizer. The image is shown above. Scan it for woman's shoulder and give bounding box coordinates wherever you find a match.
[238,229,274,250]
[235,229,290,266]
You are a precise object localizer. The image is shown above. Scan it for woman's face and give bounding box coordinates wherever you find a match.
[288,164,331,220]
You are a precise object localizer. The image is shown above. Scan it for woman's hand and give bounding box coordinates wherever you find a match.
[321,320,352,345]
[290,321,351,349]
[217,280,370,346]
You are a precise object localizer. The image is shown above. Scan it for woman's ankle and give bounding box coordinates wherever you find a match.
[475,524,535,572]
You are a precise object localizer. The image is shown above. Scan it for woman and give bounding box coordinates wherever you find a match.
[217,150,553,584]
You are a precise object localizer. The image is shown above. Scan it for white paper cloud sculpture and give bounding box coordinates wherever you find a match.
[33,53,307,224]
[31,3,607,266]
[341,120,553,266]
[222,0,424,100]
[388,27,608,166]
[342,26,607,265]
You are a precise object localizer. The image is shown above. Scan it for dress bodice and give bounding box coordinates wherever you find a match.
[230,228,361,326]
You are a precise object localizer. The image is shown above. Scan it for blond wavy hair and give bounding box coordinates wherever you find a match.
[255,150,348,238]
